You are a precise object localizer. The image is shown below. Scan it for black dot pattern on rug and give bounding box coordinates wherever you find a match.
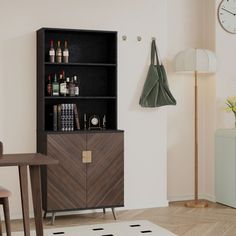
[92,228,104,231]
[141,230,152,233]
[47,221,175,236]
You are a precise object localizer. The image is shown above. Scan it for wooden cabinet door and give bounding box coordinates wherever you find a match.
[86,132,124,208]
[47,134,87,211]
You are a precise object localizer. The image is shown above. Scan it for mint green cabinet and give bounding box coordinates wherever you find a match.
[215,129,236,208]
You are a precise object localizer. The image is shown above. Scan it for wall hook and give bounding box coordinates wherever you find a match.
[137,36,142,42]
[122,35,127,41]
[152,37,156,41]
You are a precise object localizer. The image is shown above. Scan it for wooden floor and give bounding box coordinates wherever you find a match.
[3,201,236,236]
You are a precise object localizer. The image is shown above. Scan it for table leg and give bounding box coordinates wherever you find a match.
[18,166,30,236]
[29,166,43,236]
[0,214,2,236]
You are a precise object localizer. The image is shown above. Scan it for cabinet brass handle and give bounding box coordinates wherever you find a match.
[82,151,92,163]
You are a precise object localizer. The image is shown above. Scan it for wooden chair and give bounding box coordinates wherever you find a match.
[0,186,11,236]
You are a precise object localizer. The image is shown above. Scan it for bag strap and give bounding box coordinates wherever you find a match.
[151,40,161,66]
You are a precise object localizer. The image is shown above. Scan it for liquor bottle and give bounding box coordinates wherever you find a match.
[66,77,70,96]
[63,41,69,63]
[52,74,59,96]
[74,76,79,96]
[69,77,75,96]
[60,70,67,96]
[49,40,55,63]
[47,75,52,96]
[56,41,62,63]
[59,72,63,86]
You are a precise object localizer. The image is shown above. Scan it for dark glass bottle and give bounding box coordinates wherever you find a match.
[52,74,59,96]
[69,77,75,96]
[74,76,79,96]
[63,41,69,63]
[49,40,55,63]
[56,41,62,63]
[60,70,67,96]
[66,77,70,96]
[47,75,52,96]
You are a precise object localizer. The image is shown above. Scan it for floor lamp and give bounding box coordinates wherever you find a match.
[173,48,216,208]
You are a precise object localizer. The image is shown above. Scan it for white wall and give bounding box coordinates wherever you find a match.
[166,0,216,201]
[202,0,216,201]
[0,0,168,219]
[166,0,205,200]
[215,0,236,128]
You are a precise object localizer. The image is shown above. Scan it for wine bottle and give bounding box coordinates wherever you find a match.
[49,40,55,63]
[47,75,52,96]
[66,77,70,96]
[60,70,67,96]
[52,74,59,96]
[74,76,79,96]
[69,77,75,96]
[58,72,63,96]
[63,41,69,63]
[56,41,62,63]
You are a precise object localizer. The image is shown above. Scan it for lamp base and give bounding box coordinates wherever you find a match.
[185,200,208,208]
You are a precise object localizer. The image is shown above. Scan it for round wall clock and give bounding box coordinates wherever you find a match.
[218,0,236,34]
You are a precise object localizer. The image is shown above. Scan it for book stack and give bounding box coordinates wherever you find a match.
[53,103,80,131]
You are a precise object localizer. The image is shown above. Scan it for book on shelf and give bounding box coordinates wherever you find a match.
[73,104,80,130]
[57,104,61,131]
[53,105,57,131]
[52,103,78,131]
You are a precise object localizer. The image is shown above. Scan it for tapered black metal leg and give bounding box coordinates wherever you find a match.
[51,212,56,225]
[111,208,116,220]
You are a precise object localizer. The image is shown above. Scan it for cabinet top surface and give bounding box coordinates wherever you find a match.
[37,27,117,34]
[44,129,124,135]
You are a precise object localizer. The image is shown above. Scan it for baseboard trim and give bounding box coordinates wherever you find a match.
[168,194,216,203]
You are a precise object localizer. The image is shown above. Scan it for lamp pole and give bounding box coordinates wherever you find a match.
[194,70,199,202]
[185,71,208,208]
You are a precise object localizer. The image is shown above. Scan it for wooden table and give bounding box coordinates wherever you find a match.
[0,153,58,236]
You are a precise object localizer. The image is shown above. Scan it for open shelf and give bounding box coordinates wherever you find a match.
[37,27,118,132]
[44,62,116,67]
[44,96,117,100]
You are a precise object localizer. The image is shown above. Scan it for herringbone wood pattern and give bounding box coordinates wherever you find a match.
[7,201,236,235]
[86,133,124,208]
[42,132,124,212]
[46,134,87,210]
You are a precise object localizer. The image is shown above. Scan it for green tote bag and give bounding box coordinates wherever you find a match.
[139,40,176,107]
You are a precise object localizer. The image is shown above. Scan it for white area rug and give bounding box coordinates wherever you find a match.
[10,220,177,236]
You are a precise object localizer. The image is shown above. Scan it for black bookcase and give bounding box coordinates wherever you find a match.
[37,28,124,223]
[37,28,117,134]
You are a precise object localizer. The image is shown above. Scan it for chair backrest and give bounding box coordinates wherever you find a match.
[0,141,2,157]
[0,186,11,198]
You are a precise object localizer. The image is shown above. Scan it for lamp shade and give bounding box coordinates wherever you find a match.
[174,48,216,73]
